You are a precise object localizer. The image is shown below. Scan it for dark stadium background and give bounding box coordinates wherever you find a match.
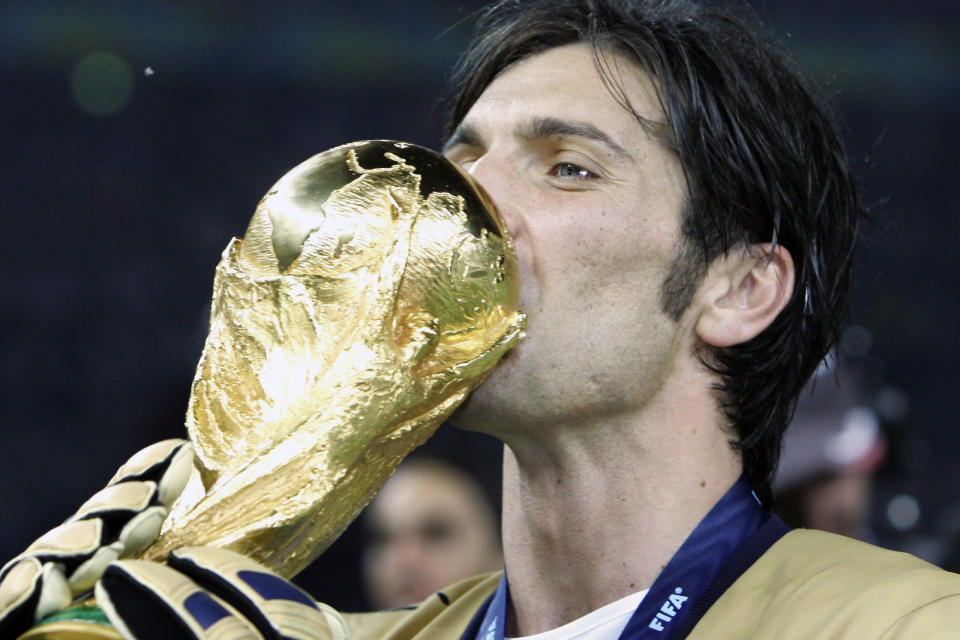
[1,1,958,610]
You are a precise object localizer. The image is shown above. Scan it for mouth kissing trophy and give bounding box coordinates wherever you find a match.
[17,140,525,638]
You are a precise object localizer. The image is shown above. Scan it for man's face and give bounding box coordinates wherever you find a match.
[362,462,501,609]
[444,43,690,436]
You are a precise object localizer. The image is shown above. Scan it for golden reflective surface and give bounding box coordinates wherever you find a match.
[25,143,524,637]
[142,140,525,577]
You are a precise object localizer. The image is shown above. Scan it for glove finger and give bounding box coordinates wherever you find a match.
[170,547,344,640]
[18,519,104,574]
[15,518,124,597]
[0,558,71,636]
[117,505,168,558]
[107,439,194,508]
[60,440,194,590]
[10,442,194,582]
[68,543,122,594]
[0,440,195,638]
[96,559,262,640]
[73,484,166,557]
[75,481,156,519]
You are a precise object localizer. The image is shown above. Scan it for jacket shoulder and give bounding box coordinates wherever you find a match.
[690,529,960,639]
[341,572,501,640]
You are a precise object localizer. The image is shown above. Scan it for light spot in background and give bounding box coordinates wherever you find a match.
[824,406,879,466]
[144,66,155,76]
[887,494,921,531]
[840,324,873,358]
[876,386,910,422]
[70,51,134,116]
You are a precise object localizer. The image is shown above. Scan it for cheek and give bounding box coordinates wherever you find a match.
[425,537,482,579]
[361,550,389,590]
[520,188,682,323]
[555,223,673,302]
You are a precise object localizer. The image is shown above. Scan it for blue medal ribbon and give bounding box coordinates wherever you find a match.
[465,475,781,640]
[473,573,509,640]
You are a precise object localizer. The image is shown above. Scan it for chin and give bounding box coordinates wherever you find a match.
[448,331,537,435]
[448,384,495,433]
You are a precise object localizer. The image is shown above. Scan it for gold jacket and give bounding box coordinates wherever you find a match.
[332,530,960,639]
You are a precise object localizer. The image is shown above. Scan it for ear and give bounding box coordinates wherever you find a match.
[695,243,794,348]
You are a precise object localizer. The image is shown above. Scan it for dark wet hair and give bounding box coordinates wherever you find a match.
[445,0,862,504]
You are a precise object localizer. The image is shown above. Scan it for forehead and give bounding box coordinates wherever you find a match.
[369,463,488,523]
[459,43,666,153]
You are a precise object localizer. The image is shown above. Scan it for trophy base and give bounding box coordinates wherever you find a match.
[18,602,121,640]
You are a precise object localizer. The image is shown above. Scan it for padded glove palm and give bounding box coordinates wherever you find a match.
[96,546,347,640]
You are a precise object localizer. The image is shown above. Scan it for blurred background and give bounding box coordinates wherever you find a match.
[1,0,958,611]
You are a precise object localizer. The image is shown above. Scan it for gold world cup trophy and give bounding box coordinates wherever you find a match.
[22,140,525,638]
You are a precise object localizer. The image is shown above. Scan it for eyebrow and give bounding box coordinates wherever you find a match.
[520,116,634,161]
[444,116,634,163]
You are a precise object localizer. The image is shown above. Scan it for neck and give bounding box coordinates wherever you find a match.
[498,372,741,636]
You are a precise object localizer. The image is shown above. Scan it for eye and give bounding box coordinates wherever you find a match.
[420,517,457,544]
[549,162,597,180]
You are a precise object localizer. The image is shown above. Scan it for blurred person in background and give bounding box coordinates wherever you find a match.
[774,357,886,541]
[362,456,503,610]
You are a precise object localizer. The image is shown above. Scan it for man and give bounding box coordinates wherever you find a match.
[774,357,887,540]
[361,456,502,610]
[4,0,960,638]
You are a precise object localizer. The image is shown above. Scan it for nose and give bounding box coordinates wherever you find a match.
[385,535,429,575]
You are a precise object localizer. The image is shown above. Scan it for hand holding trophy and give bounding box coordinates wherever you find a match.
[3,141,525,638]
[0,440,194,636]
